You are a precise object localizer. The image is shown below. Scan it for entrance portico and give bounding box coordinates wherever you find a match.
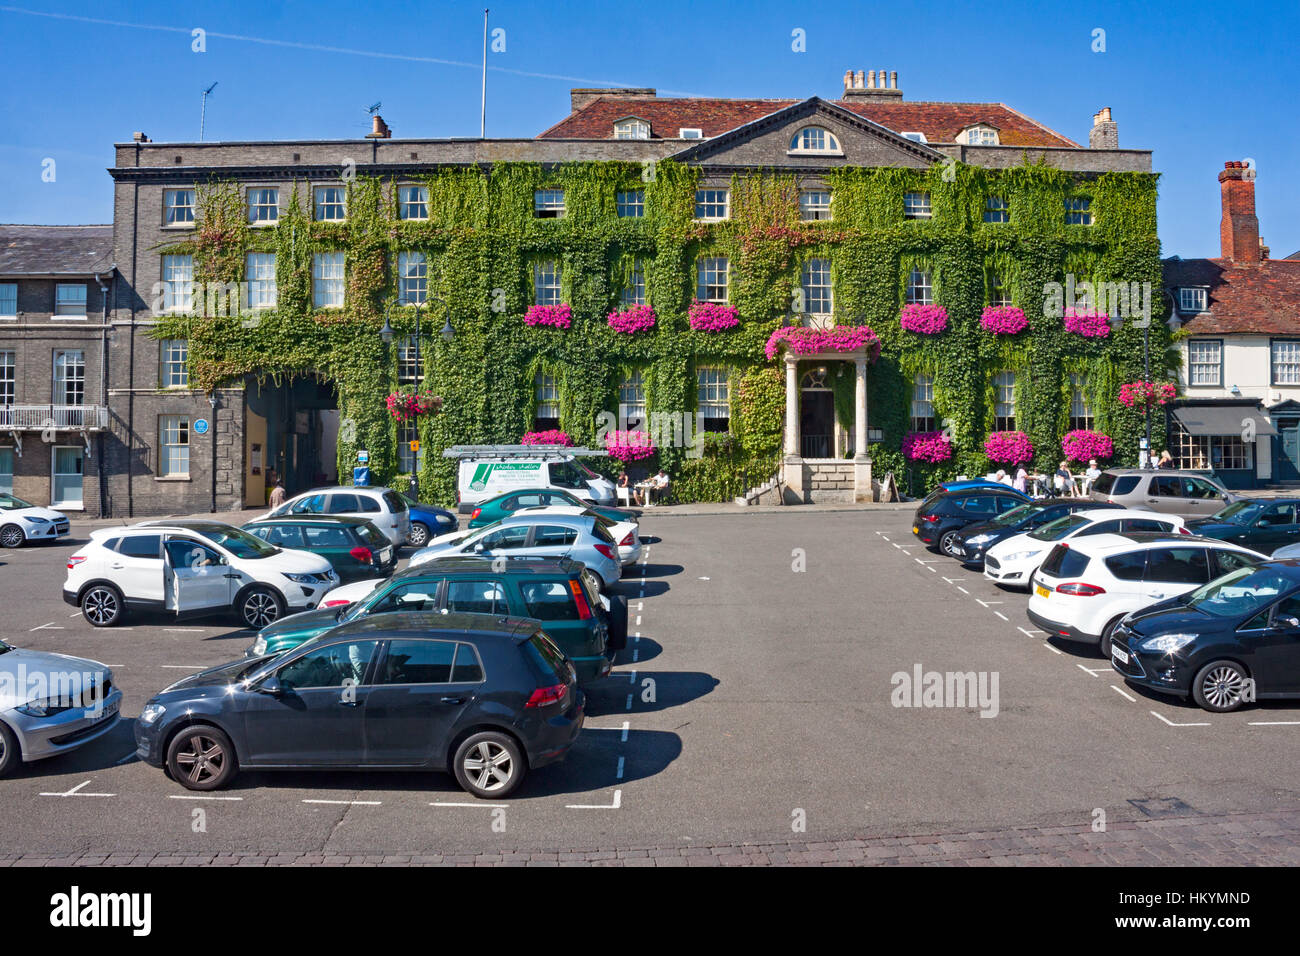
[781,349,873,503]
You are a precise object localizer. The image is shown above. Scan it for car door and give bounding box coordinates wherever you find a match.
[1071,518,1125,540]
[522,523,579,558]
[466,525,531,557]
[1237,594,1300,694]
[364,578,443,615]
[253,523,306,551]
[1142,546,1211,604]
[241,639,380,765]
[1251,502,1300,552]
[288,493,327,516]
[163,537,235,615]
[1123,517,1176,534]
[110,533,165,603]
[363,639,479,765]
[1184,477,1230,517]
[1145,475,1185,514]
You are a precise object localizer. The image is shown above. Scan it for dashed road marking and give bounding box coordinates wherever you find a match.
[566,789,622,810]
[1018,627,1044,638]
[168,794,243,801]
[616,756,625,779]
[41,779,114,798]
[1077,664,1110,677]
[431,801,508,808]
[1248,720,1300,726]
[1041,643,1063,655]
[29,622,64,632]
[1111,685,1137,702]
[993,611,1008,620]
[620,721,629,743]
[956,586,969,594]
[1150,710,1211,728]
[302,799,382,806]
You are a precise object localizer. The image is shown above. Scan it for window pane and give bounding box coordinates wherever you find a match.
[801,258,832,314]
[279,640,379,689]
[379,640,456,685]
[161,256,193,312]
[696,257,728,302]
[159,415,190,477]
[533,260,562,305]
[398,251,428,305]
[246,252,277,309]
[445,580,505,614]
[799,190,831,221]
[55,284,87,315]
[161,339,189,388]
[312,252,344,308]
[616,190,645,218]
[399,185,428,220]
[694,190,729,220]
[314,186,346,221]
[904,192,932,219]
[248,187,279,223]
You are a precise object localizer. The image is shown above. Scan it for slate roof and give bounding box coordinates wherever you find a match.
[0,224,113,276]
[1164,257,1300,335]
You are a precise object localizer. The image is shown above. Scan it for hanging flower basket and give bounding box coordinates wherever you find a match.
[902,431,954,464]
[607,304,656,335]
[604,429,656,463]
[1061,429,1113,462]
[521,429,573,447]
[1118,381,1177,408]
[385,390,442,422]
[524,303,572,329]
[979,306,1028,336]
[688,301,740,332]
[764,325,882,361]
[900,304,948,335]
[984,430,1034,465]
[1063,310,1111,338]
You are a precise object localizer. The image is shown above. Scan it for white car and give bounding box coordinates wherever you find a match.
[262,486,411,547]
[984,508,1187,590]
[0,493,70,548]
[512,505,642,565]
[63,520,339,629]
[1026,532,1266,656]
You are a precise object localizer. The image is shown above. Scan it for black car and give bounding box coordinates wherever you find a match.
[134,611,585,798]
[950,500,1123,565]
[912,489,1028,556]
[1111,560,1300,712]
[1184,498,1300,554]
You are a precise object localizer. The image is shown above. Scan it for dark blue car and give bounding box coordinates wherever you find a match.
[401,495,458,547]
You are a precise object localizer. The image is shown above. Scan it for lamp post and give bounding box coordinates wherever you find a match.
[1112,310,1155,467]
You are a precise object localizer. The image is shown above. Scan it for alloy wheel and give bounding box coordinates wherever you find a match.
[83,588,118,626]
[940,532,961,557]
[174,735,227,786]
[462,741,514,793]
[242,591,280,628]
[0,525,23,549]
[408,523,429,547]
[1201,666,1246,710]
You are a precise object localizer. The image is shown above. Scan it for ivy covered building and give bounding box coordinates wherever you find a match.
[96,68,1165,516]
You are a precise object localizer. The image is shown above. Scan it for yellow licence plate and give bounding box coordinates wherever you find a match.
[1035,585,1050,599]
[912,526,919,534]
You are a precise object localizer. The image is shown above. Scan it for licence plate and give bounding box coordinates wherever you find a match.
[90,700,118,723]
[912,526,919,535]
[599,594,611,611]
[380,547,392,563]
[1111,646,1130,665]
[1035,585,1050,599]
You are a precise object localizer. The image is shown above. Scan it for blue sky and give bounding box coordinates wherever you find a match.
[1,0,1297,258]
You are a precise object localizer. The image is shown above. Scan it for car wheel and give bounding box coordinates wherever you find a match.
[581,569,602,595]
[0,524,24,549]
[0,721,19,777]
[453,730,525,799]
[1192,660,1251,713]
[238,587,284,630]
[1099,616,1124,658]
[166,725,238,791]
[81,584,124,627]
[407,522,430,547]
[939,530,962,558]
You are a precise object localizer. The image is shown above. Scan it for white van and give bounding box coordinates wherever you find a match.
[455,453,617,514]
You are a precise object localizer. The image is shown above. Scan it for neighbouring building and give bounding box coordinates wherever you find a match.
[89,68,1160,514]
[1165,162,1300,488]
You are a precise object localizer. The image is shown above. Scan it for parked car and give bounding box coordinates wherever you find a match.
[912,488,1029,556]
[136,612,585,797]
[949,500,1121,566]
[1185,498,1300,554]
[918,479,1029,509]
[0,493,70,548]
[1087,468,1235,517]
[509,504,642,565]
[63,520,339,629]
[413,513,622,588]
[983,508,1188,590]
[467,487,638,529]
[244,556,627,684]
[456,452,617,513]
[0,639,123,777]
[401,495,458,548]
[262,486,410,547]
[241,515,398,583]
[1111,560,1300,712]
[1026,532,1265,656]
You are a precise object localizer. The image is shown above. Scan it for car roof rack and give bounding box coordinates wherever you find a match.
[441,444,608,459]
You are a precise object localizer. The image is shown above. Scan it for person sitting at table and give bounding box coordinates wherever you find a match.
[648,468,670,505]
[617,471,641,507]
[1053,461,1076,498]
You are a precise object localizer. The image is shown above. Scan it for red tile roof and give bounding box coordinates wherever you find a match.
[537,96,1077,147]
[1165,257,1300,335]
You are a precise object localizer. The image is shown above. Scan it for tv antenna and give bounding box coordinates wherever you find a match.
[366,101,382,116]
[199,82,218,141]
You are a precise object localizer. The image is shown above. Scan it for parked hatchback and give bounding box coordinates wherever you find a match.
[1184,498,1300,554]
[1088,469,1235,517]
[468,487,638,529]
[241,515,398,583]
[0,493,70,549]
[1027,532,1265,656]
[913,489,1028,556]
[264,486,410,547]
[136,612,585,797]
[950,500,1120,566]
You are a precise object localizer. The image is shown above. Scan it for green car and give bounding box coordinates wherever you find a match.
[241,515,398,584]
[467,487,638,529]
[243,555,628,685]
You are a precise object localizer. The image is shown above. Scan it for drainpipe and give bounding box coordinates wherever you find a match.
[94,267,115,517]
[208,392,219,513]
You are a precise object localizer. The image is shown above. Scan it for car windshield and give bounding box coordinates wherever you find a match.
[1029,513,1090,541]
[0,493,37,510]
[1185,566,1295,619]
[192,525,280,559]
[1209,501,1265,525]
[989,502,1039,527]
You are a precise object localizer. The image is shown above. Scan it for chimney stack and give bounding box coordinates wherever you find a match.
[1088,107,1118,149]
[132,131,150,143]
[569,87,656,113]
[1219,161,1261,263]
[842,68,902,101]
[365,114,392,139]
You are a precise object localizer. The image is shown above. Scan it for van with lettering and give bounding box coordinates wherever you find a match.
[455,453,616,514]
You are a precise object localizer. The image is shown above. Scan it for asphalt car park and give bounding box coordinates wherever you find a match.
[2,509,1300,858]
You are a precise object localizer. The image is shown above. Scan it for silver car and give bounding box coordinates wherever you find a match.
[0,639,123,776]
[1088,469,1235,517]
[410,513,623,588]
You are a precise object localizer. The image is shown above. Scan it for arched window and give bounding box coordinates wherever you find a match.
[789,126,841,153]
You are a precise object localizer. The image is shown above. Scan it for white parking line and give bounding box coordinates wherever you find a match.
[993,611,1008,621]
[1041,643,1063,655]
[1247,720,1300,726]
[168,794,243,801]
[431,801,508,808]
[1110,685,1138,702]
[41,779,115,798]
[976,599,1004,607]
[159,665,208,670]
[1076,664,1109,677]
[302,799,382,806]
[29,622,64,631]
[1149,710,1211,728]
[620,721,629,743]
[616,756,625,779]
[1018,627,1045,638]
[635,616,641,626]
[164,628,206,633]
[956,586,969,594]
[566,789,622,810]
[625,693,633,710]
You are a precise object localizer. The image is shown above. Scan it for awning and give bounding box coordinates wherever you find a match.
[1171,406,1277,437]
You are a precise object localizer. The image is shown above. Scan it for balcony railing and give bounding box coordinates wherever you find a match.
[0,404,109,430]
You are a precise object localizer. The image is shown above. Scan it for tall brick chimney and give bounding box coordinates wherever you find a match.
[1219,161,1261,263]
[1088,107,1118,149]
[365,114,391,139]
[570,88,656,113]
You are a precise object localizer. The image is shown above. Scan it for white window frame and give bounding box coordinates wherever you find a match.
[312,252,345,309]
[533,260,563,306]
[53,350,85,406]
[0,447,12,495]
[694,189,730,221]
[696,257,729,303]
[906,269,933,305]
[1187,339,1222,387]
[1065,197,1093,226]
[618,370,646,426]
[161,256,193,314]
[802,258,833,315]
[1069,373,1093,430]
[904,192,932,220]
[161,339,189,389]
[159,415,190,479]
[983,196,1010,224]
[799,190,832,222]
[54,283,87,318]
[163,188,196,226]
[993,372,1016,431]
[621,258,646,307]
[696,367,730,428]
[396,421,424,474]
[533,189,566,219]
[788,127,842,154]
[911,374,935,432]
[398,251,428,306]
[314,185,347,221]
[616,189,645,218]
[1179,287,1208,314]
[613,118,650,140]
[397,336,422,385]
[1273,340,1300,386]
[246,252,277,310]
[534,371,560,426]
[399,184,429,220]
[0,351,14,406]
[989,274,1012,307]
[0,283,15,318]
[248,187,280,225]
[962,126,999,145]
[51,445,84,509]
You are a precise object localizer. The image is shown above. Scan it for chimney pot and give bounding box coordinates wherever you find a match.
[866,70,875,89]
[843,70,853,89]
[890,70,898,89]
[1088,107,1118,149]
[841,67,903,101]
[132,131,149,143]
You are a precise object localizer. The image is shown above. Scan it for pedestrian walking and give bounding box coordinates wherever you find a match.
[268,478,287,510]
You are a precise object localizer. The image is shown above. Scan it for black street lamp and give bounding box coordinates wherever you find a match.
[1112,310,1155,467]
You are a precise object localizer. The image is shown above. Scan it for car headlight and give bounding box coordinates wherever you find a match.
[1004,550,1041,562]
[21,515,49,526]
[966,534,993,546]
[139,703,166,725]
[1138,632,1198,655]
[285,572,329,584]
[250,637,268,656]
[16,698,66,717]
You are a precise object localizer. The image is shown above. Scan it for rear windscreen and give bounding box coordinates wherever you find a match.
[358,524,389,547]
[382,491,407,513]
[520,580,580,621]
[1040,545,1091,578]
[1091,473,1116,495]
[522,633,569,681]
[1112,476,1140,495]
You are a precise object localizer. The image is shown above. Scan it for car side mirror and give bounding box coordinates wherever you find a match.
[256,675,283,696]
[1277,616,1300,631]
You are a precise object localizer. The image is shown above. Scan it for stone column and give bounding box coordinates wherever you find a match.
[853,354,874,502]
[784,354,800,458]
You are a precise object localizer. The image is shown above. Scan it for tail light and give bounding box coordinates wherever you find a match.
[568,578,593,619]
[323,599,352,608]
[470,508,482,521]
[619,532,634,547]
[920,514,940,524]
[1056,582,1106,596]
[593,543,617,561]
[525,683,567,708]
[67,555,86,570]
[1177,526,1191,535]
[349,546,373,564]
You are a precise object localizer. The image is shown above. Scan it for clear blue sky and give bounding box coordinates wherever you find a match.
[2,0,1297,258]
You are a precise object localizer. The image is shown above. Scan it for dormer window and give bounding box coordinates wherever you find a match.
[613,118,650,140]
[1179,288,1208,314]
[900,131,928,144]
[789,126,842,154]
[961,125,999,146]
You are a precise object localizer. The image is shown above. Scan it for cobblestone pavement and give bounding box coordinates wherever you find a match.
[5,808,1298,866]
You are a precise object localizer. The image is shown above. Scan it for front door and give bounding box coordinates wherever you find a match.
[800,393,834,458]
[363,639,475,765]
[1277,420,1300,482]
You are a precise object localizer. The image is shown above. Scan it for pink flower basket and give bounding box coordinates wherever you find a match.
[764,325,882,361]
[604,430,656,463]
[983,430,1034,465]
[902,431,954,464]
[979,306,1028,336]
[1063,310,1110,338]
[385,391,442,422]
[688,301,740,332]
[521,430,573,447]
[607,305,656,335]
[1061,430,1113,463]
[1118,381,1177,408]
[900,304,948,335]
[524,303,572,329]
